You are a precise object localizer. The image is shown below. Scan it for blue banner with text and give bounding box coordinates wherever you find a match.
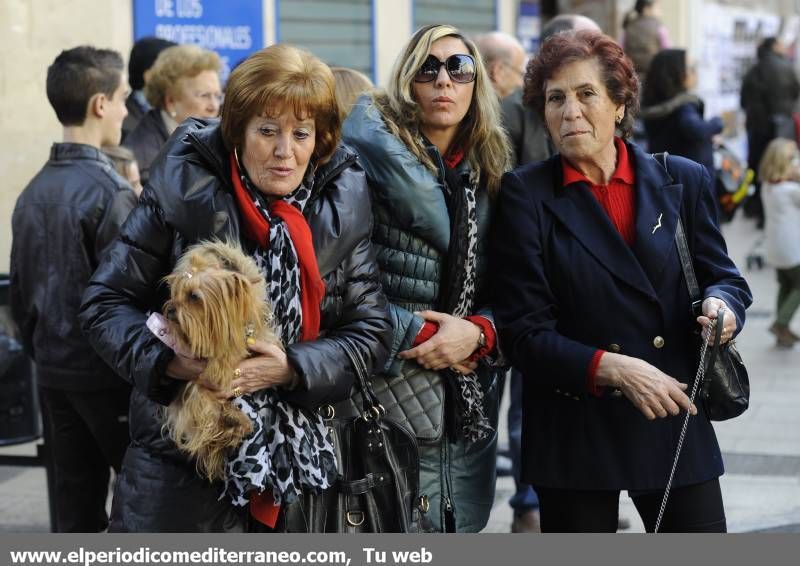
[133,0,264,80]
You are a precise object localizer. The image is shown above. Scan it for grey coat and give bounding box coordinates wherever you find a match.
[342,98,500,532]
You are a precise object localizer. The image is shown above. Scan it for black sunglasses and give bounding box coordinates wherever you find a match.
[414,54,476,84]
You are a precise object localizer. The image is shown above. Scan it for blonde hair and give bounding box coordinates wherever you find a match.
[759,138,799,183]
[144,44,222,109]
[371,24,511,196]
[332,67,374,119]
[221,44,340,164]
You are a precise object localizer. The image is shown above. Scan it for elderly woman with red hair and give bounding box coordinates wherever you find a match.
[80,44,391,532]
[491,31,751,532]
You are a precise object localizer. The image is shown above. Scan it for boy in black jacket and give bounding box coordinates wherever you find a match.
[10,46,137,532]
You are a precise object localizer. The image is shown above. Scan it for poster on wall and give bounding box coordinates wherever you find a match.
[133,0,264,80]
[518,1,542,54]
[696,3,780,119]
[695,2,781,159]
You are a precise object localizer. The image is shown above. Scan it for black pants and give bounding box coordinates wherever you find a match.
[534,478,726,533]
[39,385,131,532]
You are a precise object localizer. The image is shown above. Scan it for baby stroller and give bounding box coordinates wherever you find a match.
[713,143,765,269]
[712,143,764,270]
[714,142,754,224]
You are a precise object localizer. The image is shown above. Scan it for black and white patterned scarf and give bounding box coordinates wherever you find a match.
[224,160,337,506]
[438,158,494,443]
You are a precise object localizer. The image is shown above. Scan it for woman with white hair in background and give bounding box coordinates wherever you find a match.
[124,44,222,184]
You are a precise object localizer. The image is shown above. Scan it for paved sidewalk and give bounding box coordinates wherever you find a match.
[1,215,798,533]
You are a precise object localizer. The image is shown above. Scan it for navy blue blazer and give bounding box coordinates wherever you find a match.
[491,141,752,490]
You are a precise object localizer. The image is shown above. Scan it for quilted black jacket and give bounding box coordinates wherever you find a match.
[79,118,392,532]
[10,143,137,391]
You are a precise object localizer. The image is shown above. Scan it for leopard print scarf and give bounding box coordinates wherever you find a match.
[224,164,336,506]
[440,162,493,443]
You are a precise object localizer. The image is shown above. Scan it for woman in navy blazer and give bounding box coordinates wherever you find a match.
[491,31,752,532]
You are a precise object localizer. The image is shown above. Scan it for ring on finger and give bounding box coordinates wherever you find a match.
[232,386,243,397]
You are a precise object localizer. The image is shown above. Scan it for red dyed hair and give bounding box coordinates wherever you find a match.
[524,30,640,138]
[221,44,340,164]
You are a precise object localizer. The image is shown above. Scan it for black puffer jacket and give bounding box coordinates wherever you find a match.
[10,143,137,391]
[79,118,392,532]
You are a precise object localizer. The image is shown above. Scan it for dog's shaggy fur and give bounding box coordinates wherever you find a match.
[162,241,280,482]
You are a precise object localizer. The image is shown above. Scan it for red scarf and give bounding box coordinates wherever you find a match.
[443,147,465,169]
[229,153,326,526]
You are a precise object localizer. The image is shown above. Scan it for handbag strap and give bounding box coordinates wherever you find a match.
[675,220,706,318]
[654,152,704,315]
[339,338,383,418]
[675,220,702,306]
[704,307,725,375]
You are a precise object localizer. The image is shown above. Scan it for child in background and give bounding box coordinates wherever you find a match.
[761,138,800,347]
[103,145,143,198]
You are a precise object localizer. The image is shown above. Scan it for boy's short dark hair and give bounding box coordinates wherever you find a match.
[46,46,124,126]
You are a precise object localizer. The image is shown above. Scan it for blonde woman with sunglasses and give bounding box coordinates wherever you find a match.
[342,24,511,532]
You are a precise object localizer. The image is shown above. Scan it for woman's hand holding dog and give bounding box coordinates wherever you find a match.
[166,353,208,382]
[166,354,226,393]
[221,340,297,399]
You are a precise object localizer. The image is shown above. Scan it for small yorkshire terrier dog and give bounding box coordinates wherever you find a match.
[160,240,280,482]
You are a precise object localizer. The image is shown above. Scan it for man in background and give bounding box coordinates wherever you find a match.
[740,37,800,228]
[475,31,528,99]
[501,14,601,168]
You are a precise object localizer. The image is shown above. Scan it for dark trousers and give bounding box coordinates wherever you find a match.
[534,478,726,533]
[507,369,539,513]
[39,385,131,532]
[776,265,800,326]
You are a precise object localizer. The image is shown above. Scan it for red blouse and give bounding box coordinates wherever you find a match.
[562,137,636,245]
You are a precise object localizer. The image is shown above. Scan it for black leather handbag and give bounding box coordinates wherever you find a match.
[282,340,429,533]
[675,216,750,421]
